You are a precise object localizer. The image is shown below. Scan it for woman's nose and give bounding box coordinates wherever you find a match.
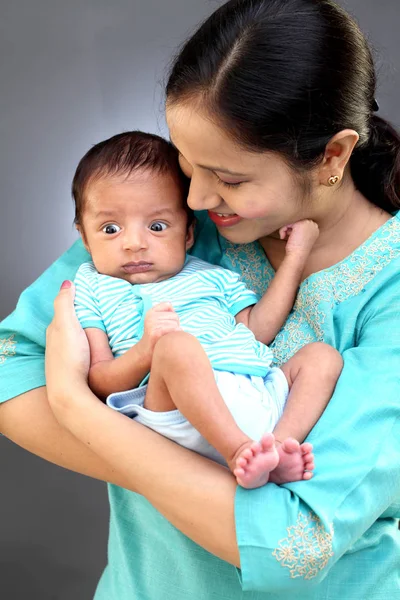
[186,172,222,211]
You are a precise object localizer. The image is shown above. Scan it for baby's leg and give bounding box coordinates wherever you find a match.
[269,342,343,484]
[145,331,279,488]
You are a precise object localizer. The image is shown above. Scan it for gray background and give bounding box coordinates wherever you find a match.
[0,1,399,598]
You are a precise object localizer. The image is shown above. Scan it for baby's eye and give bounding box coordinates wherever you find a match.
[149,221,167,232]
[102,224,121,234]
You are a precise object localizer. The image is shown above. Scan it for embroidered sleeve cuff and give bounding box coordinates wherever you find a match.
[234,484,334,593]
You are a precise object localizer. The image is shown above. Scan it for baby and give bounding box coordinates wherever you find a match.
[73,131,343,489]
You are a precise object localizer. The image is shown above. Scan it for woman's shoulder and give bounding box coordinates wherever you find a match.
[0,240,91,402]
[304,213,400,301]
[32,238,90,293]
[2,239,90,326]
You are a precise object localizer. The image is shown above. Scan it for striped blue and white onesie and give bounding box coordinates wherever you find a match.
[74,255,289,464]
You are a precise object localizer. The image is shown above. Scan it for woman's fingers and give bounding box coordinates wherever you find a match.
[51,280,77,327]
[46,280,91,400]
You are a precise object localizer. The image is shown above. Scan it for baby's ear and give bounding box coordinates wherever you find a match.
[76,223,90,252]
[185,222,195,250]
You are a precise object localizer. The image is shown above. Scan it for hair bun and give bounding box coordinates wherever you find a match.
[351,116,400,212]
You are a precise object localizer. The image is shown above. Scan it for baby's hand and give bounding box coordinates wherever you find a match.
[140,302,181,359]
[279,219,319,258]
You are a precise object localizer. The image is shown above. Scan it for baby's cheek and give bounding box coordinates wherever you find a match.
[91,253,116,278]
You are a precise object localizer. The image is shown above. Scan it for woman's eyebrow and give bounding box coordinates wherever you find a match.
[169,137,248,177]
[198,164,247,177]
[169,138,248,177]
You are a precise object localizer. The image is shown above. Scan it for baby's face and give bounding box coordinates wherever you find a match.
[79,170,193,284]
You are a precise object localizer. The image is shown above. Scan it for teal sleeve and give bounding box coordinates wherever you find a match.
[206,267,258,316]
[74,265,106,332]
[0,240,90,403]
[235,275,400,593]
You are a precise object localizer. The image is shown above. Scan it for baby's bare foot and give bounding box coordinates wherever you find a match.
[232,433,279,489]
[269,438,314,484]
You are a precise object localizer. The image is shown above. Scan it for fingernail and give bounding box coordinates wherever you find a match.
[61,280,71,290]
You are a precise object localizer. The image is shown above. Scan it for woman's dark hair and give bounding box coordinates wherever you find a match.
[166,0,400,211]
[72,131,192,225]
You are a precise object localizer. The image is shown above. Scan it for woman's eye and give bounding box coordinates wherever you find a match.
[217,176,243,189]
[102,224,121,234]
[149,222,167,232]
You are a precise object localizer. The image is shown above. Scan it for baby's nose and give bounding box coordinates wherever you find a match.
[122,230,147,251]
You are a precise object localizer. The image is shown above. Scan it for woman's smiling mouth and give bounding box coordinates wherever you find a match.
[208,211,243,227]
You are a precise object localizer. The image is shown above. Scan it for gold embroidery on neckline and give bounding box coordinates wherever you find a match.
[224,243,274,297]
[272,512,334,580]
[224,218,400,365]
[0,334,17,365]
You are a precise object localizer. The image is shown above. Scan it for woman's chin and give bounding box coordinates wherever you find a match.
[216,225,260,245]
[216,221,278,245]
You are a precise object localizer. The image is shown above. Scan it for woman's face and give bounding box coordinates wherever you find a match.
[166,103,314,244]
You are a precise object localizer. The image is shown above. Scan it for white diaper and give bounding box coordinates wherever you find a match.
[106,367,289,465]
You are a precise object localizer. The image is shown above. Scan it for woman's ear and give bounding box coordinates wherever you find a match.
[318,129,359,185]
[185,222,195,250]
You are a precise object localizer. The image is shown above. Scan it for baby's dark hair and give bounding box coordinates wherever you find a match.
[72,131,193,226]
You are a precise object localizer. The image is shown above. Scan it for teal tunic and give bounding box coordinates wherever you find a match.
[1,211,399,599]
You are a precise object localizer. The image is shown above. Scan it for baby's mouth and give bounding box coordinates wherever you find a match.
[122,262,153,274]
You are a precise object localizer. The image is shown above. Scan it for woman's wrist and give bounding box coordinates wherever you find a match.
[47,377,95,416]
[48,381,103,434]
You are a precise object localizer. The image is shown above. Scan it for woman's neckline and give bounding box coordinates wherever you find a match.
[262,213,399,285]
[218,212,399,287]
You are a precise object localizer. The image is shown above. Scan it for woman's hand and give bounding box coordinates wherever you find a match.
[45,280,91,409]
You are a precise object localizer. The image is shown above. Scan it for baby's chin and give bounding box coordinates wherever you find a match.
[95,267,185,285]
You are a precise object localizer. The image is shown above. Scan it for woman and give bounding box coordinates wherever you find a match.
[1,0,399,598]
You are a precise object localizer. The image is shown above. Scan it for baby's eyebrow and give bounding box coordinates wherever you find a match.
[147,208,176,219]
[93,210,117,219]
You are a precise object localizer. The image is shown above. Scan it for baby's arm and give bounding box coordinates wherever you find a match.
[237,220,319,344]
[86,303,180,399]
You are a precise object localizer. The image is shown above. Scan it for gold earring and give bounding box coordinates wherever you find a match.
[328,175,340,186]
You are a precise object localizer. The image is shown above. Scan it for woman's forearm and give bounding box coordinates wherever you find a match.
[0,387,130,487]
[50,383,240,565]
[3,385,240,565]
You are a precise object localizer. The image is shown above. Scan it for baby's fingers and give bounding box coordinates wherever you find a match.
[279,225,293,240]
[155,322,182,337]
[152,302,175,312]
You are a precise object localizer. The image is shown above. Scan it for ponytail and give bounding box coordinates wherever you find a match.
[351,116,400,212]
